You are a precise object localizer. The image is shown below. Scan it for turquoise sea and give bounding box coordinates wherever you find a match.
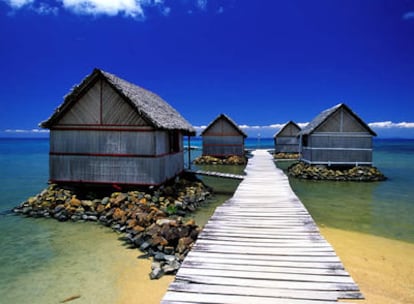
[0,137,413,302]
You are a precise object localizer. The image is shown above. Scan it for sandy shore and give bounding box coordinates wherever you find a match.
[115,227,414,304]
[115,250,174,304]
[320,227,414,304]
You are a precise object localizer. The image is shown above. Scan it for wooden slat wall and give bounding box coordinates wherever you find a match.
[203,117,240,136]
[50,130,156,155]
[302,133,373,165]
[58,81,101,125]
[302,148,372,165]
[275,137,299,153]
[162,150,363,303]
[203,136,244,156]
[50,152,183,185]
[101,80,148,126]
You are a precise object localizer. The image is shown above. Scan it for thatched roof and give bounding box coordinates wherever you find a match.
[299,103,376,136]
[40,68,196,135]
[201,113,247,138]
[273,121,301,138]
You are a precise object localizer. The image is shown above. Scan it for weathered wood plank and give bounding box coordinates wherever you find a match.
[174,274,360,292]
[168,282,363,301]
[183,255,344,270]
[195,239,333,249]
[187,251,342,263]
[177,267,355,284]
[162,291,342,304]
[180,261,349,276]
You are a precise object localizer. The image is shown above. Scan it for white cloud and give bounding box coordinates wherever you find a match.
[369,121,414,129]
[3,0,34,8]
[239,124,260,129]
[2,0,230,18]
[4,128,49,133]
[60,0,145,18]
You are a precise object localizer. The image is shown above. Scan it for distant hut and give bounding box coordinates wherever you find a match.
[274,121,301,154]
[201,114,247,157]
[298,103,376,166]
[40,68,195,186]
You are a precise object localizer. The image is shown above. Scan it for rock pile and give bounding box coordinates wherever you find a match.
[13,177,210,279]
[193,155,246,165]
[274,152,300,160]
[288,162,387,181]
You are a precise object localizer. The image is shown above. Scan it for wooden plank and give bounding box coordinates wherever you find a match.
[174,275,359,292]
[201,227,322,236]
[168,282,362,301]
[198,235,327,243]
[177,267,355,284]
[187,251,342,263]
[192,244,336,255]
[183,255,344,270]
[199,231,325,241]
[205,222,319,231]
[195,239,333,249]
[162,291,341,304]
[180,261,349,276]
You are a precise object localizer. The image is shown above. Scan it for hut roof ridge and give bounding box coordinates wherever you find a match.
[40,68,195,135]
[273,120,301,138]
[201,113,247,137]
[299,103,376,136]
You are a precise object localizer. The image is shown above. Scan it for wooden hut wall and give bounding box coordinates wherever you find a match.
[57,79,148,126]
[275,137,300,153]
[49,152,183,185]
[275,123,301,153]
[50,129,184,185]
[202,135,244,156]
[301,108,373,166]
[202,117,244,156]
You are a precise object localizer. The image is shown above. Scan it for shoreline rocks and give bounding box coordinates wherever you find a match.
[274,152,300,160]
[13,175,210,279]
[193,155,246,165]
[288,162,387,182]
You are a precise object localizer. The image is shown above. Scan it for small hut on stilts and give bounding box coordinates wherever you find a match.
[40,68,195,187]
[273,121,301,159]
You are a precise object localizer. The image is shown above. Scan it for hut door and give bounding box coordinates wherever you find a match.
[169,131,180,153]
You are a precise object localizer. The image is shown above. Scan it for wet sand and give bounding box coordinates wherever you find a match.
[115,252,174,304]
[320,227,414,304]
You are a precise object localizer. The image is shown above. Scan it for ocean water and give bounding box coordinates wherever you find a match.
[0,137,413,303]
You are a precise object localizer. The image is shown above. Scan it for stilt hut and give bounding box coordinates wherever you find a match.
[274,121,301,153]
[40,68,195,186]
[298,103,376,166]
[201,114,247,157]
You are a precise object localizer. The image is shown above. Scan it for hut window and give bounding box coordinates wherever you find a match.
[169,131,180,153]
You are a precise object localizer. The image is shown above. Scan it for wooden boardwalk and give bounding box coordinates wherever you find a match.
[162,150,363,304]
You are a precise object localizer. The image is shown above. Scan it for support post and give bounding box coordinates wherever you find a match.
[187,135,192,170]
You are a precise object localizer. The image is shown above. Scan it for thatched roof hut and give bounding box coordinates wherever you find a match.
[41,68,195,186]
[298,103,376,166]
[274,121,301,153]
[201,113,247,157]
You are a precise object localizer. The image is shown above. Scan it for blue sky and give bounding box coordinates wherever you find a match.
[1,0,414,138]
